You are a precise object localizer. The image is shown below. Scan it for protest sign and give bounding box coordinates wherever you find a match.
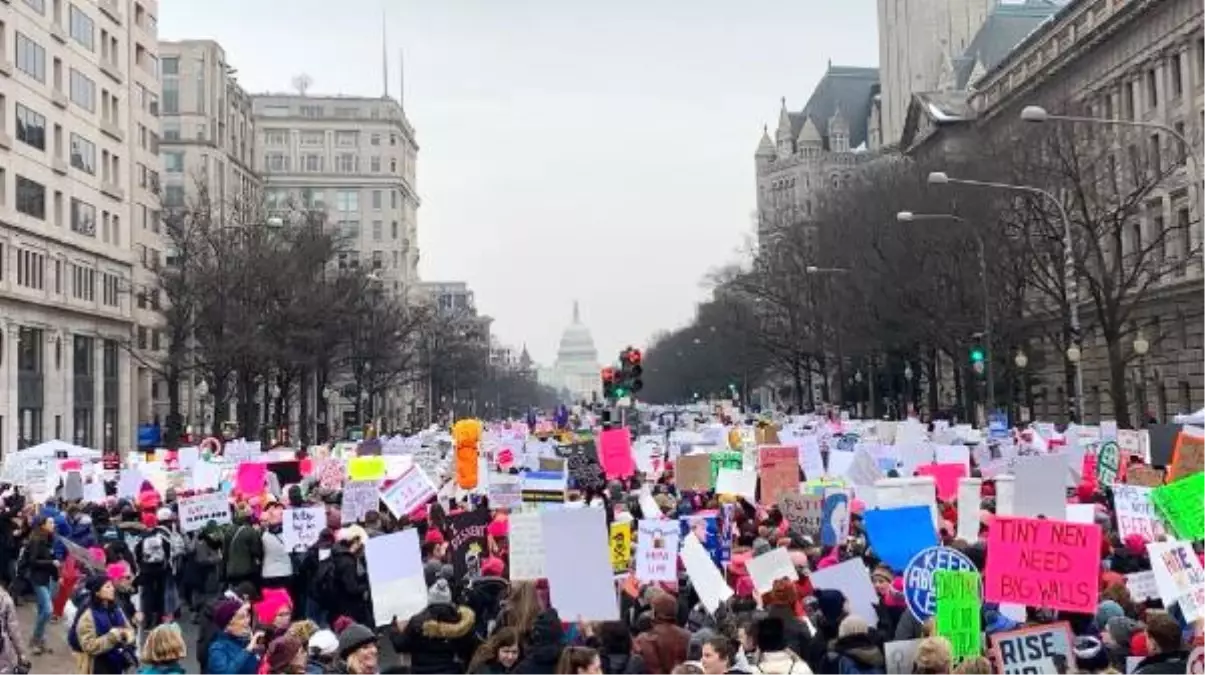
[864,505,938,572]
[542,508,620,621]
[282,507,324,553]
[984,516,1100,613]
[610,521,632,574]
[341,480,380,525]
[903,546,978,622]
[934,569,981,661]
[680,533,733,613]
[1125,570,1158,602]
[1169,428,1204,480]
[348,456,386,482]
[1112,484,1170,542]
[448,510,490,580]
[956,477,982,542]
[178,493,232,533]
[508,512,546,581]
[1011,454,1069,519]
[810,557,878,624]
[563,440,606,491]
[915,463,966,502]
[636,520,679,583]
[714,468,756,500]
[1147,541,1205,622]
[379,465,437,518]
[990,622,1075,675]
[779,492,822,538]
[746,547,799,595]
[520,470,567,504]
[709,451,743,485]
[598,428,635,479]
[875,477,939,528]
[487,474,522,510]
[1095,441,1123,485]
[317,459,345,490]
[675,454,712,492]
[884,640,922,675]
[1125,464,1164,487]
[1150,472,1203,541]
[234,462,266,495]
[821,489,850,547]
[758,446,800,507]
[365,529,427,627]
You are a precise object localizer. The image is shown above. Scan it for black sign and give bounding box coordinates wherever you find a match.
[447,510,490,581]
[563,440,605,492]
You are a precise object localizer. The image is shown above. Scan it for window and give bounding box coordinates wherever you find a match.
[335,190,359,212]
[1174,122,1187,165]
[1146,68,1158,109]
[370,156,381,172]
[1129,221,1142,258]
[372,220,382,241]
[391,221,399,239]
[23,0,45,13]
[163,185,184,208]
[1149,134,1161,172]
[16,249,45,290]
[70,198,96,236]
[372,250,383,270]
[1171,53,1184,98]
[1178,207,1192,261]
[69,4,94,51]
[163,150,184,173]
[264,129,288,145]
[371,190,382,209]
[69,133,96,174]
[302,154,322,172]
[161,78,178,114]
[300,131,324,146]
[16,176,46,220]
[340,220,360,239]
[54,259,62,294]
[102,273,119,307]
[16,33,46,82]
[1123,81,1135,119]
[1152,212,1166,269]
[300,105,324,118]
[151,330,160,351]
[160,56,178,75]
[333,107,359,119]
[335,131,358,147]
[390,158,397,173]
[335,153,357,173]
[370,133,381,146]
[71,264,95,301]
[264,153,288,172]
[69,69,96,111]
[15,104,46,151]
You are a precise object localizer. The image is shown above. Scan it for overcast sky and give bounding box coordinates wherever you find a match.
[160,0,878,365]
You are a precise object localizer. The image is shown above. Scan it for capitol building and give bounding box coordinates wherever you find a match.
[538,303,602,403]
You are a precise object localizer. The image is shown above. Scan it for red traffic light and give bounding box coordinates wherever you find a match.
[601,366,616,383]
[626,349,642,365]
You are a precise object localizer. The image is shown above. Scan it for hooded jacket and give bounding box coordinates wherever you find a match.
[826,633,885,674]
[325,541,371,626]
[464,576,509,639]
[514,609,564,674]
[224,524,263,581]
[389,603,479,674]
[207,631,260,675]
[632,601,690,674]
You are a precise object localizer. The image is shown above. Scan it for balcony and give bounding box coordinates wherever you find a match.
[100,181,125,200]
[99,60,122,84]
[52,89,68,109]
[49,22,67,44]
[0,60,12,77]
[98,0,123,24]
[52,157,68,175]
[100,119,124,142]
[0,132,11,150]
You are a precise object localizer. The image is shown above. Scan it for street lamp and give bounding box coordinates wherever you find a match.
[1013,351,1029,369]
[897,210,993,411]
[1021,105,1200,200]
[928,170,1084,422]
[1132,332,1150,356]
[1132,332,1150,427]
[196,380,210,434]
[805,265,850,274]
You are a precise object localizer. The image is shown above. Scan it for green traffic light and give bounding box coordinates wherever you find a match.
[970,348,985,363]
[615,387,628,397]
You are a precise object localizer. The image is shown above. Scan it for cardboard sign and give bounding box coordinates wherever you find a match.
[598,428,635,479]
[636,519,679,583]
[178,493,232,533]
[1125,464,1165,487]
[1096,441,1123,485]
[758,446,799,507]
[341,480,380,525]
[779,492,822,538]
[1169,429,1204,480]
[1150,472,1204,541]
[934,569,981,661]
[282,507,324,553]
[1112,484,1170,542]
[609,521,632,574]
[380,466,437,518]
[675,454,711,492]
[990,622,1075,674]
[1147,540,1205,621]
[447,510,490,580]
[984,516,1101,613]
[864,505,939,573]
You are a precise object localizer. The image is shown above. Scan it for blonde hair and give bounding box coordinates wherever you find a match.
[914,636,953,674]
[140,624,186,664]
[953,656,993,674]
[838,615,870,638]
[285,620,319,645]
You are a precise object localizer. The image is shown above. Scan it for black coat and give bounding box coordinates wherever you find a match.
[326,544,370,626]
[24,534,57,587]
[1134,651,1190,674]
[388,604,479,675]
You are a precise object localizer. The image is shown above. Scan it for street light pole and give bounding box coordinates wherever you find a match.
[1020,105,1201,211]
[897,211,993,413]
[928,171,1084,422]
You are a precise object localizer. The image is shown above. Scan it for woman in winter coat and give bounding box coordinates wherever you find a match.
[0,582,29,675]
[25,515,58,656]
[514,609,567,674]
[324,532,370,627]
[71,576,137,675]
[388,579,480,674]
[586,621,647,674]
[206,599,265,675]
[467,627,522,674]
[822,617,884,675]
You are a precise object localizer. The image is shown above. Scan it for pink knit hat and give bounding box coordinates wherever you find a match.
[255,588,292,626]
[106,561,131,581]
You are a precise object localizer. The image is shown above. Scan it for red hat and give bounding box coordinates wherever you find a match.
[1076,482,1095,502]
[481,557,505,577]
[424,528,446,545]
[1123,533,1148,555]
[487,519,508,539]
[1129,631,1148,658]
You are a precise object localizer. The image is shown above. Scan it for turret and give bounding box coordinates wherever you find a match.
[828,104,850,153]
[775,97,794,158]
[756,125,776,169]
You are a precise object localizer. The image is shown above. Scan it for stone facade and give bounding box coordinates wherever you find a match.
[904,0,1204,424]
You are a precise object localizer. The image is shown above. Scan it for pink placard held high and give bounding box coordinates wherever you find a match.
[984,515,1101,614]
[599,427,635,479]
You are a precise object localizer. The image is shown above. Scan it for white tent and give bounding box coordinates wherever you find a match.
[14,439,102,460]
[1173,408,1205,425]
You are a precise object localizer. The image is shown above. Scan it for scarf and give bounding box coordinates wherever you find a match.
[89,601,131,671]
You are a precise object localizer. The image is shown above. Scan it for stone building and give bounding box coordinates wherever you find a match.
[754,65,880,246]
[1,0,164,454]
[901,0,1204,424]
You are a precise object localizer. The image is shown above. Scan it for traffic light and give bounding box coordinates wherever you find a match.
[970,346,986,375]
[601,366,617,399]
[621,347,644,393]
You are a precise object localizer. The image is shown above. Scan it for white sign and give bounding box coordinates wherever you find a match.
[635,520,679,583]
[178,493,232,533]
[1125,571,1158,602]
[1112,484,1170,542]
[283,507,324,553]
[746,547,799,595]
[508,512,546,581]
[379,466,436,518]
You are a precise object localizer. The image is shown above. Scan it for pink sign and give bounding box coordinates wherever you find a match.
[984,516,1101,613]
[598,427,635,479]
[497,448,515,471]
[916,463,967,502]
[235,462,267,495]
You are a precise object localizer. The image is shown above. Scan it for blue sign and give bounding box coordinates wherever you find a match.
[835,433,859,452]
[988,411,1009,440]
[864,506,939,572]
[903,546,978,622]
[137,423,160,449]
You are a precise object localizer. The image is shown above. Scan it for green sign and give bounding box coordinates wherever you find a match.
[934,569,982,661]
[709,451,743,487]
[1150,472,1204,541]
[1096,441,1121,485]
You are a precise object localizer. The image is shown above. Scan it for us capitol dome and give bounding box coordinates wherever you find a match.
[539,302,602,402]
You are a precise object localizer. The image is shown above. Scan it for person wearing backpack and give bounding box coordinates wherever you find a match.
[134,513,173,628]
[69,576,137,674]
[224,516,263,590]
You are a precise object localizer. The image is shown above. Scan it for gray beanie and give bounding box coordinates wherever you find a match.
[428,578,453,606]
[336,622,376,659]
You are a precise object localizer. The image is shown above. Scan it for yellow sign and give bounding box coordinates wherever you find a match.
[610,521,632,574]
[347,456,386,482]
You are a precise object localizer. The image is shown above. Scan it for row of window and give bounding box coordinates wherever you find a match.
[5,243,120,306]
[259,104,396,121]
[264,129,405,148]
[14,175,122,245]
